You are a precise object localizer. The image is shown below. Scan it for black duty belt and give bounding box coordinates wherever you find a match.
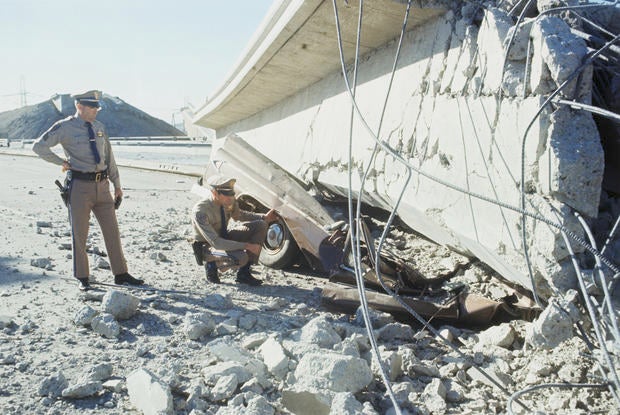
[71,170,108,182]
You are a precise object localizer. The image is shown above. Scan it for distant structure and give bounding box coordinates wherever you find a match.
[179,104,214,141]
[19,77,27,107]
[51,94,74,115]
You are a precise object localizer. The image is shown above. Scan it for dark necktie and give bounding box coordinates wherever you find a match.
[85,122,101,164]
[220,206,228,238]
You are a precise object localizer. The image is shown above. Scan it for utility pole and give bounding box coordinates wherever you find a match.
[19,76,27,107]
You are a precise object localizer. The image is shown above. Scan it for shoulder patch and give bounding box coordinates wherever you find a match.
[42,123,62,141]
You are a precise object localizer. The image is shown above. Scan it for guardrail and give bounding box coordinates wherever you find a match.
[110,137,211,147]
[109,136,196,141]
[7,138,211,149]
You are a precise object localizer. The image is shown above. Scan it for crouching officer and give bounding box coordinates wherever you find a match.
[191,175,278,286]
[32,90,144,291]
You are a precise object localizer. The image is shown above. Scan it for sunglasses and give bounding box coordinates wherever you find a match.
[217,189,235,196]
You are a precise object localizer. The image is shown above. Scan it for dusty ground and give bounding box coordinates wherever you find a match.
[0,153,616,414]
[0,154,329,413]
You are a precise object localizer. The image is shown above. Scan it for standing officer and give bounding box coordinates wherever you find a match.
[32,90,144,291]
[191,175,278,286]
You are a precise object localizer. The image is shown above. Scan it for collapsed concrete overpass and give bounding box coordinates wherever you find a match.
[193,0,620,298]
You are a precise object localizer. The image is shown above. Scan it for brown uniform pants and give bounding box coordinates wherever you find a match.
[225,219,269,266]
[199,219,268,270]
[68,178,127,279]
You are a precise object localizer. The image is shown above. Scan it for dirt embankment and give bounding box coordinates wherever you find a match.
[0,94,183,141]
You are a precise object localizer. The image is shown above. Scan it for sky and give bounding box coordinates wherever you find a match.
[0,0,274,125]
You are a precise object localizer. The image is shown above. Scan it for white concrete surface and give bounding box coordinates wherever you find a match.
[195,1,605,296]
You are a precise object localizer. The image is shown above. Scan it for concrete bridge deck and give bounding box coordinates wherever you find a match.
[193,0,449,129]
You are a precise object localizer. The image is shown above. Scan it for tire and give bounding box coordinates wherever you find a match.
[259,218,300,269]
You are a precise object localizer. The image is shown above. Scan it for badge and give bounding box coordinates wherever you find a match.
[97,131,103,137]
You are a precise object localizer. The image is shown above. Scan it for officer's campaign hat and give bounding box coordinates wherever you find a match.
[72,90,102,108]
[207,175,236,196]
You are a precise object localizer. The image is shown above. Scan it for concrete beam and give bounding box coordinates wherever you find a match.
[193,0,450,129]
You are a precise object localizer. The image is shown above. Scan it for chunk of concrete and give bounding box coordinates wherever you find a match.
[81,362,113,382]
[61,381,103,399]
[371,347,403,381]
[73,305,98,327]
[422,378,447,414]
[477,323,515,349]
[38,371,67,398]
[281,388,332,415]
[202,361,252,386]
[476,8,514,92]
[207,338,253,363]
[101,290,140,320]
[294,352,372,393]
[354,306,394,329]
[329,392,367,415]
[258,337,290,379]
[90,313,120,338]
[299,316,342,348]
[209,373,238,402]
[467,363,514,390]
[530,16,590,98]
[182,312,215,340]
[126,368,173,415]
[525,292,579,349]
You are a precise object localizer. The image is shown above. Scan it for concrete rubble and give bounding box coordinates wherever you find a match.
[19,281,620,413]
[2,1,620,413]
[0,170,618,413]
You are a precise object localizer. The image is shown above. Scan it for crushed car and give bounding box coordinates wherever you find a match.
[192,133,538,327]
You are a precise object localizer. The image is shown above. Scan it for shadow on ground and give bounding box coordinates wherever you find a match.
[0,255,56,287]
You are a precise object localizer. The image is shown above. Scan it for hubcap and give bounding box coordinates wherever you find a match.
[265,223,284,251]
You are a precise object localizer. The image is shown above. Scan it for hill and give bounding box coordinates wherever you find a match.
[0,93,184,141]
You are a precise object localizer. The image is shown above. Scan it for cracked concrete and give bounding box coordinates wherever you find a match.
[198,1,614,298]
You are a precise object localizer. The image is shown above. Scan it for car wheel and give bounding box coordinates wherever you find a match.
[259,218,300,269]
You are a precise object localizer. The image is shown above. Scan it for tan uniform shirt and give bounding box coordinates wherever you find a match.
[32,114,121,189]
[192,194,265,251]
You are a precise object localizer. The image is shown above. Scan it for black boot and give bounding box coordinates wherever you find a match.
[236,264,262,286]
[192,241,204,266]
[114,272,144,286]
[77,278,91,291]
[206,262,220,283]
